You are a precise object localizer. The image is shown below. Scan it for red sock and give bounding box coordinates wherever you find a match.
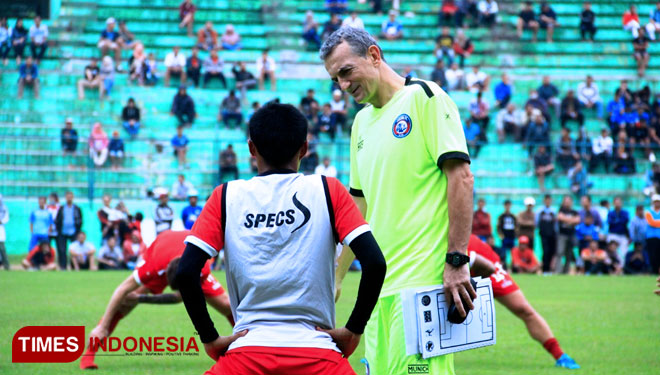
[86,311,125,355]
[543,338,564,360]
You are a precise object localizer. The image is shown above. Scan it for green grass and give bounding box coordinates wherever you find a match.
[1,271,659,374]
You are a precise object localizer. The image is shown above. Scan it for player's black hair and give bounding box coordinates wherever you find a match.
[249,103,308,168]
[167,257,181,290]
[134,212,143,221]
[504,200,511,205]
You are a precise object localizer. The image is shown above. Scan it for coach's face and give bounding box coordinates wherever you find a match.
[324,42,380,104]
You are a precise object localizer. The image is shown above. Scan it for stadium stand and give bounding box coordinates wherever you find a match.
[0,0,658,257]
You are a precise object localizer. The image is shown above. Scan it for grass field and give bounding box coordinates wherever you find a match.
[1,271,659,375]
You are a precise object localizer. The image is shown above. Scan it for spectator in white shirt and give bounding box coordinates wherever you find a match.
[342,11,365,29]
[314,157,338,178]
[445,62,465,91]
[164,46,187,87]
[29,15,48,64]
[256,49,276,91]
[465,64,489,93]
[496,103,527,142]
[577,75,603,119]
[589,127,613,173]
[171,174,194,200]
[69,231,97,271]
[329,89,348,136]
[478,0,498,27]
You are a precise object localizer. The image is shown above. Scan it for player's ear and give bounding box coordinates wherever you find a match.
[367,45,382,66]
[247,139,257,157]
[298,141,308,160]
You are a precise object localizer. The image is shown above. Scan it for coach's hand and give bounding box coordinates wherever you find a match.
[316,327,361,358]
[443,264,477,318]
[203,330,248,360]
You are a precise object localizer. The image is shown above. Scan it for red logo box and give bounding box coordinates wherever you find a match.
[12,326,85,363]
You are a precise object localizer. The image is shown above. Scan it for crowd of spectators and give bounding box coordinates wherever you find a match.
[473,194,660,275]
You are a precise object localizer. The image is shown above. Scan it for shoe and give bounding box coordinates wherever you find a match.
[555,353,580,370]
[80,347,98,370]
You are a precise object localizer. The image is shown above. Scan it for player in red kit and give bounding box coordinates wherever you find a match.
[80,230,233,370]
[467,235,580,370]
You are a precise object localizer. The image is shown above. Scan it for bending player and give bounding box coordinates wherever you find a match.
[80,230,233,370]
[177,103,386,374]
[468,235,580,370]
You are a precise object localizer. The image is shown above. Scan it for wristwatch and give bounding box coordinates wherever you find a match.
[446,252,470,267]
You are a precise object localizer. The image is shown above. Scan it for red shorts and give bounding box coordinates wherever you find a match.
[145,273,225,297]
[204,346,356,375]
[490,262,520,298]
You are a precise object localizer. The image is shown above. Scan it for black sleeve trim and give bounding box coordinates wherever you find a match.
[404,75,434,98]
[345,232,386,334]
[176,243,218,343]
[349,188,364,197]
[321,176,340,244]
[437,151,471,169]
[220,183,228,233]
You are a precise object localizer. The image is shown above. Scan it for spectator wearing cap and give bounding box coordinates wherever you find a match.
[256,49,277,91]
[171,126,190,167]
[219,144,239,182]
[533,145,554,191]
[517,197,536,249]
[97,236,123,270]
[536,194,557,274]
[61,118,78,165]
[381,10,404,40]
[221,24,242,51]
[496,199,517,266]
[472,198,492,242]
[181,189,201,230]
[171,86,196,127]
[153,189,174,235]
[477,0,498,27]
[22,241,56,271]
[644,195,660,274]
[164,46,187,87]
[18,56,40,99]
[219,90,242,128]
[511,236,539,273]
[29,196,52,250]
[108,131,124,170]
[54,191,82,270]
[69,231,97,271]
[171,174,194,200]
[98,18,122,67]
[121,98,140,138]
[607,197,630,263]
[580,239,608,274]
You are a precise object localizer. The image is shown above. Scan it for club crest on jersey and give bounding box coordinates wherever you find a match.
[392,114,412,138]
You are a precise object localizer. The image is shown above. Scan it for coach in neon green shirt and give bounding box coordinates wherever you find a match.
[322,28,476,374]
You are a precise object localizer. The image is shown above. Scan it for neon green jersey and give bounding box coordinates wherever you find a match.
[349,77,470,297]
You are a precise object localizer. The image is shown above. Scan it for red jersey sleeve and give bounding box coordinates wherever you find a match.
[26,246,40,262]
[324,177,370,245]
[185,185,225,257]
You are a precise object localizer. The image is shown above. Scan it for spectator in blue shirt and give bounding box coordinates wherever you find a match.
[568,160,592,198]
[607,92,626,132]
[381,10,403,40]
[494,73,512,109]
[463,118,481,158]
[645,1,660,41]
[181,189,201,230]
[18,56,40,99]
[325,0,347,15]
[630,204,647,245]
[607,197,630,262]
[108,131,124,170]
[30,196,53,250]
[576,212,600,250]
[578,195,602,228]
[97,17,122,68]
[171,126,190,167]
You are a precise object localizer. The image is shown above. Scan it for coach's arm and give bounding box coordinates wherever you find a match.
[442,159,477,318]
[177,243,246,360]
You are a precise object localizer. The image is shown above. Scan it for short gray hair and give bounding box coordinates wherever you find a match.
[319,27,384,61]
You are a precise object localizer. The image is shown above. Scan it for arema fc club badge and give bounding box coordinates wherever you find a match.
[392,114,412,138]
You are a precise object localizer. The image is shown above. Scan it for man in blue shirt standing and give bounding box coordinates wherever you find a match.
[30,196,52,250]
[18,56,39,99]
[607,196,630,263]
[181,189,202,230]
[55,191,83,270]
[494,73,512,109]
